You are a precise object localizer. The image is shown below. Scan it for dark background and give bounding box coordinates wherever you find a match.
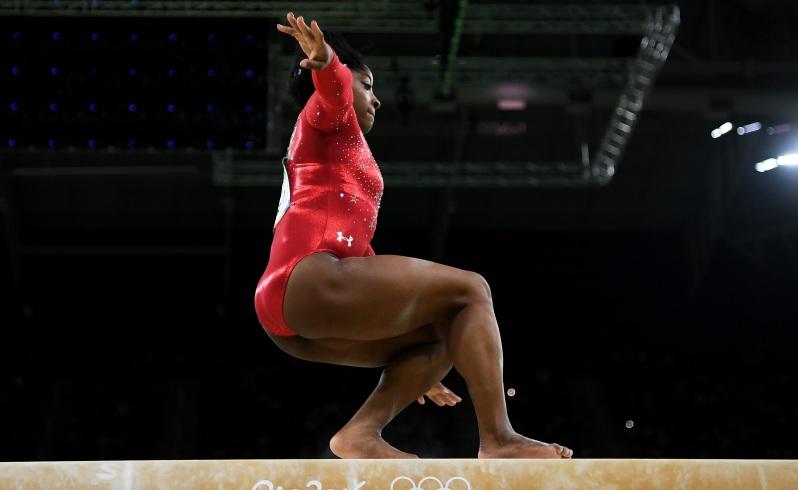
[1,0,797,461]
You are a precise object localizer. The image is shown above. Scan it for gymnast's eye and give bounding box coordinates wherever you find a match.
[363,82,372,91]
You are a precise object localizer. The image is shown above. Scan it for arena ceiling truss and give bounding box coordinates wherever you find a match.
[1,1,679,187]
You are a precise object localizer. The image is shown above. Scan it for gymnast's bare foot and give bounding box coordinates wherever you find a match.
[478,432,574,459]
[330,424,419,459]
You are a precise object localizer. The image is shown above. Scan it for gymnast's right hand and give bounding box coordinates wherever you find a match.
[276,12,333,71]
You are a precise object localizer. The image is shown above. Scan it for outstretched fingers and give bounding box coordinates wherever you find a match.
[275,23,294,36]
[286,11,300,30]
[310,19,324,39]
[276,12,309,40]
[275,12,297,37]
[276,12,330,71]
[296,15,312,37]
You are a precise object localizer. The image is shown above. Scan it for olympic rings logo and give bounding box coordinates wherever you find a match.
[390,476,472,490]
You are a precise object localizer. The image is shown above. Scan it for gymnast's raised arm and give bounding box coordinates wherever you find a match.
[276,12,353,131]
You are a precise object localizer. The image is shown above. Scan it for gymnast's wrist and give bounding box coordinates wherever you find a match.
[320,43,334,71]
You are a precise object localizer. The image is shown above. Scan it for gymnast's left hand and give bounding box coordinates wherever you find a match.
[276,12,332,71]
[418,382,462,406]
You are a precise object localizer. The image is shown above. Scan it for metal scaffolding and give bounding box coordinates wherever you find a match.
[0,1,439,32]
[592,4,680,183]
[274,56,629,100]
[212,153,592,188]
[463,4,655,34]
[1,1,680,187]
[1,2,658,35]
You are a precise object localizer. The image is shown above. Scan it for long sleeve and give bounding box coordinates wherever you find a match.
[303,48,353,132]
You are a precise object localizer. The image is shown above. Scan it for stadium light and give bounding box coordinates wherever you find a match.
[754,153,798,172]
[711,122,733,139]
[777,153,798,166]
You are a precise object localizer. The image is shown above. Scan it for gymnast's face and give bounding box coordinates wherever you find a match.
[352,66,381,134]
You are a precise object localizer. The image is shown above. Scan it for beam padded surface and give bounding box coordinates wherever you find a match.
[1,459,798,489]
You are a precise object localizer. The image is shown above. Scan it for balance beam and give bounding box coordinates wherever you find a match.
[1,459,797,489]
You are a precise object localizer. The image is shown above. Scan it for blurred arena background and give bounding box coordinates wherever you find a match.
[1,0,797,460]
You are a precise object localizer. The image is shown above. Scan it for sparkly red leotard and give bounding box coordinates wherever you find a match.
[254,49,384,337]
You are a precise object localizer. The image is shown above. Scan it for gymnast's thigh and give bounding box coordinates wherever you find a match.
[282,252,489,341]
[266,320,449,368]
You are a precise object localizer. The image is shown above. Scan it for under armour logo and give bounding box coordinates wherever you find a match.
[336,231,353,247]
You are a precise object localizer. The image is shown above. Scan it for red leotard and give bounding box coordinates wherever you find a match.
[254,49,384,337]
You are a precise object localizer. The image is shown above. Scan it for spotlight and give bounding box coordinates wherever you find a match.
[91,32,100,41]
[711,122,733,139]
[50,66,60,76]
[51,32,61,41]
[130,33,140,42]
[128,103,137,112]
[755,158,778,173]
[88,103,98,112]
[166,139,176,149]
[737,122,762,136]
[11,66,20,76]
[777,153,798,166]
[206,140,215,149]
[754,153,798,172]
[167,103,176,113]
[49,103,58,112]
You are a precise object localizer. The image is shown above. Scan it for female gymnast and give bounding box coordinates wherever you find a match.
[255,12,573,459]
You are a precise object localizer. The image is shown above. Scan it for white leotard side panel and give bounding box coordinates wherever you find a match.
[273,160,291,230]
[273,119,300,231]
